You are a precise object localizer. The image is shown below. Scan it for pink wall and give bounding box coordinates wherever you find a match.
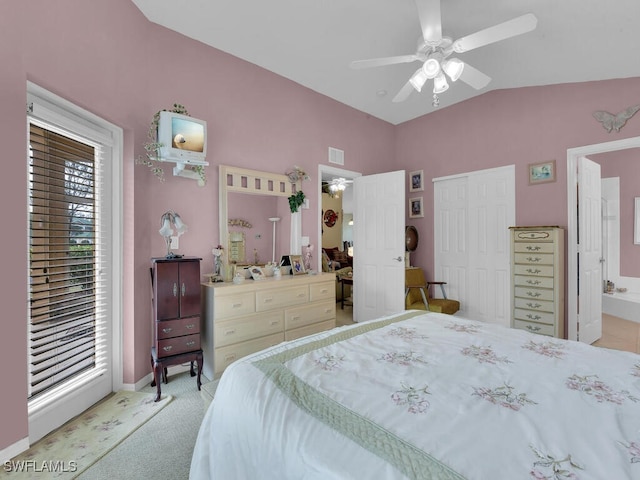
[0,0,394,452]
[396,79,640,277]
[594,149,640,277]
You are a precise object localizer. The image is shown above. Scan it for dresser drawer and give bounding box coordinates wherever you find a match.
[285,300,335,330]
[514,275,554,289]
[513,230,555,242]
[285,319,335,341]
[310,281,335,302]
[514,286,554,302]
[514,264,554,277]
[514,242,555,254]
[256,285,308,311]
[214,292,255,318]
[513,319,556,336]
[514,252,554,266]
[157,317,200,339]
[515,297,554,313]
[514,308,555,325]
[157,333,200,358]
[214,310,284,348]
[214,332,283,376]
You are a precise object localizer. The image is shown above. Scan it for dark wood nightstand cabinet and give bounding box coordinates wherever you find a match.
[150,257,203,401]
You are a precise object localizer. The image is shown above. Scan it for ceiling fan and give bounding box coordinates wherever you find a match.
[350,0,537,105]
[326,177,353,194]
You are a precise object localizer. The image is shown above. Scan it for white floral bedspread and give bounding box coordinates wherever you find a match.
[190,311,640,480]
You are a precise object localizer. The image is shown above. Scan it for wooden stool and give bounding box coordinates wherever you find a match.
[150,347,203,402]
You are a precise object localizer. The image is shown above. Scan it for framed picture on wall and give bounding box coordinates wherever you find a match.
[289,255,306,275]
[528,160,556,185]
[409,170,424,192]
[409,197,424,218]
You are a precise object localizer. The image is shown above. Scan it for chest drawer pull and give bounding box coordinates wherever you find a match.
[526,291,541,298]
[162,345,173,352]
[186,341,196,347]
[224,329,236,336]
[526,302,542,309]
[526,268,541,274]
[526,279,541,285]
[526,325,541,332]
[526,256,542,262]
[526,314,542,321]
[224,353,237,362]
[297,293,305,298]
[162,327,173,333]
[172,283,178,297]
[232,302,243,308]
[525,246,541,251]
[264,298,274,303]
[269,320,279,326]
[291,315,301,321]
[321,288,329,294]
[186,324,195,329]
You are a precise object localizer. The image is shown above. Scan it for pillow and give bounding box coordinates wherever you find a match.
[333,251,348,264]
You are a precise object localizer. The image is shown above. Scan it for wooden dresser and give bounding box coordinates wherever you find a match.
[150,256,203,401]
[509,227,565,338]
[201,273,336,380]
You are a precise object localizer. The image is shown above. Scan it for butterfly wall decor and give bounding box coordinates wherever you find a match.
[592,104,640,133]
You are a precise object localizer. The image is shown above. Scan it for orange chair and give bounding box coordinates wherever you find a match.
[405,267,460,315]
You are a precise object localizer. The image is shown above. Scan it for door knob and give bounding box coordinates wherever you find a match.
[394,256,403,262]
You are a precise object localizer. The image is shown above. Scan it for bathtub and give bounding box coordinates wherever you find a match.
[602,291,640,323]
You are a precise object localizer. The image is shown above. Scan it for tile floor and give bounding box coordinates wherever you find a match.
[337,306,639,355]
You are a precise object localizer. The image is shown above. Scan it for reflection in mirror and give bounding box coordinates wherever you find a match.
[228,231,245,263]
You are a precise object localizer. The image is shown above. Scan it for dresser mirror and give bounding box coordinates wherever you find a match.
[219,165,299,273]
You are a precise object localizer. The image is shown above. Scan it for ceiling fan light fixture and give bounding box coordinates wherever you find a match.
[433,73,449,94]
[409,68,428,92]
[442,58,464,82]
[421,58,441,79]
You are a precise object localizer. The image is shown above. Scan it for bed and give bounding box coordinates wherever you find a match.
[190,310,640,479]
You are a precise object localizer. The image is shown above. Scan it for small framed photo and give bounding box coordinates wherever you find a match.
[409,170,424,192]
[528,160,556,185]
[409,197,424,218]
[249,265,265,280]
[289,255,306,275]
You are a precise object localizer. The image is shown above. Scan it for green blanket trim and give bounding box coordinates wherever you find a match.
[253,311,465,480]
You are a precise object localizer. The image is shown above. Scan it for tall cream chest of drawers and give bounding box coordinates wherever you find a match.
[510,226,565,338]
[201,273,336,380]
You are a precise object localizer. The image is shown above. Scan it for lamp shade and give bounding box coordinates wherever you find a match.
[433,73,449,94]
[409,68,428,92]
[422,58,441,79]
[173,213,188,235]
[159,217,174,237]
[443,58,464,82]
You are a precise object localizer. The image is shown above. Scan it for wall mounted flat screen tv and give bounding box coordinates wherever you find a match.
[157,111,207,164]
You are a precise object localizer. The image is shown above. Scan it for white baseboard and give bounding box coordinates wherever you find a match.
[0,437,29,464]
[122,363,193,392]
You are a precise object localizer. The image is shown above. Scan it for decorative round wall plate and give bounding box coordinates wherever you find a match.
[323,209,338,227]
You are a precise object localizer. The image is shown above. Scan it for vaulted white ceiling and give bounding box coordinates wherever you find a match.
[131,0,640,125]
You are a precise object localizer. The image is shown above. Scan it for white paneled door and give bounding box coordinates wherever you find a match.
[434,166,515,325]
[353,170,405,322]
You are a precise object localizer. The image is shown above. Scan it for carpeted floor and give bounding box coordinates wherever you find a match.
[1,391,172,480]
[78,370,208,480]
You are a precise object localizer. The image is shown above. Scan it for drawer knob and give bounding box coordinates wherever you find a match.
[186,324,195,329]
[232,303,243,308]
[162,345,173,352]
[264,298,273,303]
[297,293,305,298]
[186,341,196,347]
[224,329,236,336]
[162,327,172,333]
[292,316,301,321]
[526,325,541,332]
[269,321,279,326]
[224,354,236,362]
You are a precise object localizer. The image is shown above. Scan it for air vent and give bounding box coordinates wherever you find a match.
[328,147,344,165]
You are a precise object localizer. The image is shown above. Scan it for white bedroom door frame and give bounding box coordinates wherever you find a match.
[353,170,406,322]
[566,135,640,342]
[433,165,515,325]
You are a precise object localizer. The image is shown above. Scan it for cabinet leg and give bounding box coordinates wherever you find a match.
[189,360,196,377]
[196,354,202,391]
[150,354,156,387]
[153,362,163,402]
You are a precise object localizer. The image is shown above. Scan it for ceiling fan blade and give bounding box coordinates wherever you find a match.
[459,63,491,90]
[350,54,418,69]
[452,13,537,53]
[392,80,416,103]
[415,0,442,45]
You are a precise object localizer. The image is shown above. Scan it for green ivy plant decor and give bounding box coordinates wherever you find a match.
[286,166,309,213]
[288,190,306,213]
[135,103,207,185]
